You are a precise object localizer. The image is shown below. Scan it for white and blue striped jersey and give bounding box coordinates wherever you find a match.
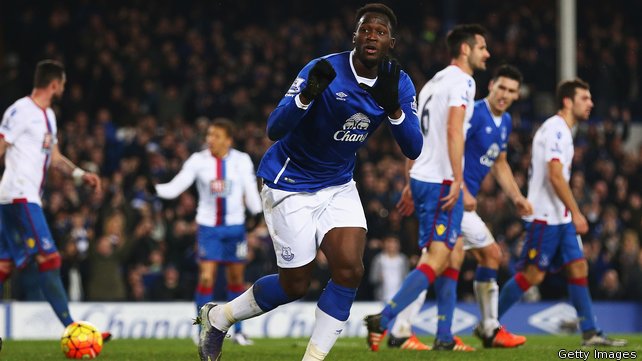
[155,148,262,227]
[257,51,422,192]
[464,99,512,196]
[0,97,58,206]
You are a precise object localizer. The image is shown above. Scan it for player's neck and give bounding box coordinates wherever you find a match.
[451,59,473,75]
[30,89,52,109]
[485,98,503,117]
[557,110,576,129]
[210,148,229,159]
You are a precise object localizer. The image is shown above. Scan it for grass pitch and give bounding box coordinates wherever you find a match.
[2,334,640,360]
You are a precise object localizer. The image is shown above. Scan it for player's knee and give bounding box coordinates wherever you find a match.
[198,276,214,288]
[331,264,364,287]
[0,262,12,283]
[281,280,310,300]
[523,267,546,285]
[481,243,502,265]
[37,253,61,272]
[566,258,588,278]
[449,248,465,268]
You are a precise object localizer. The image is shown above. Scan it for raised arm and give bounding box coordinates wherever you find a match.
[360,58,422,159]
[267,59,336,141]
[155,157,197,199]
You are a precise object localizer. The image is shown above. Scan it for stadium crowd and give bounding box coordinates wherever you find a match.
[0,0,641,303]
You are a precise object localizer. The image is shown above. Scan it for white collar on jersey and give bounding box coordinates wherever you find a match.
[350,50,377,87]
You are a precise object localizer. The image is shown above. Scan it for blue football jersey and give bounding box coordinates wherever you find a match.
[464,99,512,197]
[258,51,421,192]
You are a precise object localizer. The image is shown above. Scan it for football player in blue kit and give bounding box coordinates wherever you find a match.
[194,3,422,361]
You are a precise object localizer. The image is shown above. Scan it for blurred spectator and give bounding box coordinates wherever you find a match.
[369,235,409,302]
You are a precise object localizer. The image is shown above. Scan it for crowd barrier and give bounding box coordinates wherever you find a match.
[1,301,640,339]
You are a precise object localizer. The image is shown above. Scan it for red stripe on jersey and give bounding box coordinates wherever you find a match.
[39,109,53,195]
[215,157,224,226]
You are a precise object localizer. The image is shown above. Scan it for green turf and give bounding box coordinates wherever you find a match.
[2,334,640,360]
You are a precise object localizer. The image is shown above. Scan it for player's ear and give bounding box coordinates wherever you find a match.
[352,32,356,45]
[461,42,470,57]
[488,79,494,92]
[389,37,396,49]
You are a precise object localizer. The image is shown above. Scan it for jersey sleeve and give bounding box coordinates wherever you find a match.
[155,154,198,199]
[48,109,59,144]
[501,114,512,152]
[266,59,320,140]
[388,72,423,160]
[0,106,28,144]
[447,76,474,109]
[543,124,570,163]
[241,154,263,215]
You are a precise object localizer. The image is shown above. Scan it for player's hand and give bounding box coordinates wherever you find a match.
[300,59,336,102]
[463,187,477,212]
[396,185,415,216]
[440,180,461,211]
[514,196,533,217]
[82,172,102,194]
[359,57,401,115]
[572,212,589,235]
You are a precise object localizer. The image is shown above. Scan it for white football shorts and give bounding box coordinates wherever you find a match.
[461,210,496,250]
[261,180,367,268]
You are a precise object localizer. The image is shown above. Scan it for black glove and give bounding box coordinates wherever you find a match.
[301,59,336,101]
[360,57,401,115]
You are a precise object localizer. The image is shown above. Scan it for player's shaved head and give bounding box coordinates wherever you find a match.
[355,3,397,33]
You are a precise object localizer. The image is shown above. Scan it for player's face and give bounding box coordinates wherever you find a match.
[51,75,66,101]
[571,88,593,121]
[206,126,232,156]
[353,12,395,68]
[467,35,490,72]
[487,76,520,114]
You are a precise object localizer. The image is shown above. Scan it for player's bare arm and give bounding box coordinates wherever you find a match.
[548,160,587,234]
[51,144,101,192]
[491,151,533,216]
[441,105,465,210]
[396,158,415,216]
[0,137,8,159]
[462,183,477,212]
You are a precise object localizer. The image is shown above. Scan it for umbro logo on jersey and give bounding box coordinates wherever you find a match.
[485,126,493,134]
[335,92,348,101]
[333,113,370,142]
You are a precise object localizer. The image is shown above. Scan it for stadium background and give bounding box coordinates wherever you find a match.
[0,0,640,314]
